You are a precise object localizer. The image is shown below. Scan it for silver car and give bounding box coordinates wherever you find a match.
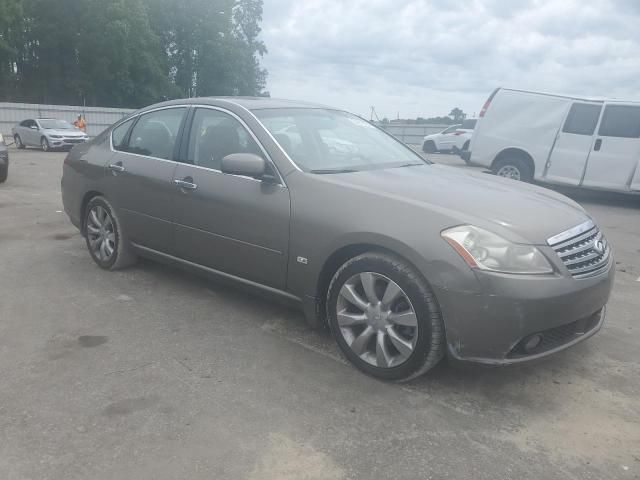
[61,97,614,381]
[12,118,88,151]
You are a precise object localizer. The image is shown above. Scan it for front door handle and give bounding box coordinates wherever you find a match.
[108,162,125,173]
[594,138,602,151]
[174,178,198,190]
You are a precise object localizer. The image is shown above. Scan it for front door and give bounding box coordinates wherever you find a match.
[582,104,640,191]
[545,102,602,185]
[171,107,290,289]
[104,107,187,253]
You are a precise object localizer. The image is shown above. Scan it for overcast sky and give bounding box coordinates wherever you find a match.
[260,0,640,120]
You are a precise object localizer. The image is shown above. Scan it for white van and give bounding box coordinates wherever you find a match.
[462,88,640,193]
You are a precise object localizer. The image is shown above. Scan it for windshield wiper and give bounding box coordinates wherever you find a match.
[392,162,425,168]
[309,168,358,174]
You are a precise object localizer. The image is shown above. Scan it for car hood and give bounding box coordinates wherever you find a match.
[44,129,86,136]
[318,164,589,245]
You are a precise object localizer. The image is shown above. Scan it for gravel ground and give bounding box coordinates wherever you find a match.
[1,147,639,480]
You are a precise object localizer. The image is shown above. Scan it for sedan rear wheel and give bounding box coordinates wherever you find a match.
[14,135,25,149]
[84,196,137,270]
[422,140,436,153]
[327,252,445,381]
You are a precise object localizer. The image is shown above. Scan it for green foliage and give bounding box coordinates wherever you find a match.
[448,107,466,123]
[0,0,267,107]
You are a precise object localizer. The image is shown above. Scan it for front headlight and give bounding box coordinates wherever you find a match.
[441,225,553,274]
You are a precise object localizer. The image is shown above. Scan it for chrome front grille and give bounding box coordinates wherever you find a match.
[547,220,610,278]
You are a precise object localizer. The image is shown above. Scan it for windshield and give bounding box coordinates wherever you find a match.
[39,119,75,130]
[253,108,427,173]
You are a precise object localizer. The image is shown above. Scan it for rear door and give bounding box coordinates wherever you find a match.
[104,107,187,253]
[582,103,640,191]
[171,106,291,289]
[544,102,602,185]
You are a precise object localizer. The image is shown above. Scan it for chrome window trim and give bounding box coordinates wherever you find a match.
[109,105,187,156]
[109,103,287,187]
[547,219,595,246]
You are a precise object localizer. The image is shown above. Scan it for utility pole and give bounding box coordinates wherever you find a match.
[370,106,380,122]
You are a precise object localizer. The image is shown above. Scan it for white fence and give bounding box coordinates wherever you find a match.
[0,102,134,138]
[378,123,448,145]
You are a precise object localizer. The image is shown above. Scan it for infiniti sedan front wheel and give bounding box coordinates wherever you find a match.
[327,252,445,381]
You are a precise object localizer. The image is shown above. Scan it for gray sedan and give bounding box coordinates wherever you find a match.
[60,97,614,381]
[12,118,88,151]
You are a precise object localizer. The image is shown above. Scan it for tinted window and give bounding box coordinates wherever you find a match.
[442,125,460,134]
[461,119,476,129]
[126,108,186,159]
[20,120,31,127]
[112,118,135,151]
[187,108,265,170]
[598,105,640,138]
[562,103,602,135]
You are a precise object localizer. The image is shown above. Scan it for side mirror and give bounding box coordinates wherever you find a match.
[221,153,266,179]
[30,125,39,130]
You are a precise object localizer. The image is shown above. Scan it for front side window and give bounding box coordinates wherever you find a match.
[598,105,640,138]
[126,108,186,159]
[20,120,31,127]
[112,118,135,151]
[187,108,265,170]
[562,103,602,135]
[442,125,460,134]
[253,108,426,173]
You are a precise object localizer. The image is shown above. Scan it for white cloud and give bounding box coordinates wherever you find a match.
[260,0,640,119]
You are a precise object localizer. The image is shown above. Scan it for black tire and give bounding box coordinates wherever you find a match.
[422,140,437,154]
[84,196,137,270]
[14,135,25,149]
[326,252,445,381]
[0,164,7,184]
[41,137,50,152]
[462,140,470,151]
[492,156,533,182]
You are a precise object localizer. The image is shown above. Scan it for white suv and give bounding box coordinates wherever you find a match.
[422,119,477,154]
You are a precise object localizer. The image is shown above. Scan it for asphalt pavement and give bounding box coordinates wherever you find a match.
[1,148,639,480]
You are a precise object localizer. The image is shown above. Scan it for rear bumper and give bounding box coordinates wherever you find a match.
[434,259,614,365]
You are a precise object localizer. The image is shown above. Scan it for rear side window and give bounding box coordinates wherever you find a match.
[562,103,602,135]
[112,118,134,151]
[461,119,476,129]
[598,105,640,138]
[126,108,187,159]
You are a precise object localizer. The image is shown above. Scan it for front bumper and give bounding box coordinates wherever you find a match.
[48,137,88,148]
[434,259,614,365]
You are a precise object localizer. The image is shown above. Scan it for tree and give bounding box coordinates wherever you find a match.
[448,107,466,123]
[0,0,268,106]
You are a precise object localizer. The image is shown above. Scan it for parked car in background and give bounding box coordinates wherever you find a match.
[0,133,8,183]
[462,88,640,192]
[422,118,477,154]
[12,118,89,152]
[62,97,613,381]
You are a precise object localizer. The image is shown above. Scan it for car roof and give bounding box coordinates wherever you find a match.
[136,96,333,113]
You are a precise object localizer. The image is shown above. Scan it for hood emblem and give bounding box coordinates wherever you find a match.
[593,240,605,255]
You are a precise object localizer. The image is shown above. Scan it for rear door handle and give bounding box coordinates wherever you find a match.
[594,138,602,151]
[108,162,125,173]
[174,178,198,190]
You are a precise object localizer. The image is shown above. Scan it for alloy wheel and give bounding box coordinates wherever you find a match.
[41,138,49,152]
[86,205,116,262]
[496,165,521,180]
[336,272,418,368]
